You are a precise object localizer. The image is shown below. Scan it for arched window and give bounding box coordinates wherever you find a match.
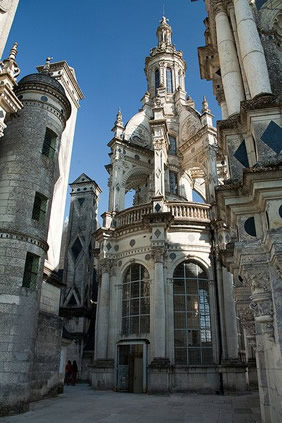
[166,67,173,94]
[122,264,150,335]
[155,69,160,95]
[173,261,212,365]
[169,135,177,155]
[169,171,178,195]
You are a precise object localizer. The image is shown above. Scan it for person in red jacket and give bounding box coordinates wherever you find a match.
[65,360,72,385]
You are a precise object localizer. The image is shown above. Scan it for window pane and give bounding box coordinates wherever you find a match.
[174,312,185,329]
[174,265,184,278]
[202,348,213,364]
[169,136,177,155]
[130,299,139,315]
[174,330,185,347]
[166,68,173,94]
[174,295,185,312]
[131,282,139,298]
[175,348,187,364]
[131,316,139,333]
[131,264,140,281]
[122,264,150,335]
[140,315,150,333]
[122,301,129,316]
[187,330,200,346]
[187,311,199,329]
[140,299,150,315]
[184,262,197,278]
[187,296,199,312]
[186,279,197,295]
[188,349,201,365]
[174,279,185,295]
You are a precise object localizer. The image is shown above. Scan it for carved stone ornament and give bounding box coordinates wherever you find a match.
[237,303,256,345]
[181,114,201,144]
[151,247,165,263]
[242,269,270,293]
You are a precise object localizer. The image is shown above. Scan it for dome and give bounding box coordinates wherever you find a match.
[18,73,66,96]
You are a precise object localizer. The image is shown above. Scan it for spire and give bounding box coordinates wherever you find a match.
[201,96,211,114]
[111,108,124,139]
[0,42,20,80]
[41,57,53,75]
[156,15,172,48]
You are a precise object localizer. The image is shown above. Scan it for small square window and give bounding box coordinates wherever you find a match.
[32,192,48,223]
[42,128,57,159]
[22,252,40,288]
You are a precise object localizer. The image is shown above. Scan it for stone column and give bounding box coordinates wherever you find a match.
[95,261,110,359]
[107,264,118,359]
[234,0,272,98]
[152,248,166,358]
[215,4,245,116]
[222,267,239,359]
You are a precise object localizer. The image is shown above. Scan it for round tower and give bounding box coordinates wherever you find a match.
[0,61,71,415]
[145,16,187,98]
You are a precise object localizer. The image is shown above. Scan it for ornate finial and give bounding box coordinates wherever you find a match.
[115,108,123,126]
[8,42,18,61]
[41,57,53,74]
[202,96,211,113]
[0,42,20,79]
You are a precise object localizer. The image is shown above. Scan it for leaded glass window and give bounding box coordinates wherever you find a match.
[173,261,212,365]
[166,67,173,94]
[42,128,57,159]
[155,69,160,95]
[22,252,40,288]
[169,135,177,155]
[32,192,48,224]
[122,264,150,335]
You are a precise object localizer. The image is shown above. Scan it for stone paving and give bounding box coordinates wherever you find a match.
[0,384,262,423]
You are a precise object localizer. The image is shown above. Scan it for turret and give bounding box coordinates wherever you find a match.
[145,16,187,98]
[0,60,71,415]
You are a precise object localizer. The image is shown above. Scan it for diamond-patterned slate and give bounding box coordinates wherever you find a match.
[155,203,161,212]
[261,121,282,154]
[154,229,161,239]
[106,242,112,251]
[244,217,256,237]
[71,237,82,259]
[234,140,249,168]
[256,0,267,10]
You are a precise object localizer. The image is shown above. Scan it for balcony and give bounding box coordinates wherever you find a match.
[114,202,210,228]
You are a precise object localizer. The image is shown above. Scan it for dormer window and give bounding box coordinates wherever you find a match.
[155,69,160,95]
[166,67,173,94]
[169,135,177,155]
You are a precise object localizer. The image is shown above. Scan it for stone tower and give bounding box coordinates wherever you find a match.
[60,174,101,380]
[90,17,244,394]
[198,1,282,421]
[0,60,71,415]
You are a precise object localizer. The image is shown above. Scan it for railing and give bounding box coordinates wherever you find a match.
[167,202,210,221]
[114,201,210,228]
[115,203,153,227]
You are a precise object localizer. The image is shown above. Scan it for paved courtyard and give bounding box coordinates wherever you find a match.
[0,384,262,423]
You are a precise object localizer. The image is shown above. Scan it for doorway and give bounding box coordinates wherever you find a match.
[117,342,147,393]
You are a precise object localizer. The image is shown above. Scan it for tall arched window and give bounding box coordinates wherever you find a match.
[166,67,173,94]
[173,261,212,365]
[122,264,150,335]
[169,170,178,195]
[155,69,160,95]
[168,135,177,155]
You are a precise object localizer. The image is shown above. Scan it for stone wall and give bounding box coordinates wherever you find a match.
[31,311,63,401]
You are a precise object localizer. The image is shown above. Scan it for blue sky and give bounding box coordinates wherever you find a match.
[4,0,221,221]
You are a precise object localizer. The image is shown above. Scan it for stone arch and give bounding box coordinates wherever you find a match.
[168,254,210,280]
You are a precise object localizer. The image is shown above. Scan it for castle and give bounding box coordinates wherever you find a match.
[0,1,282,422]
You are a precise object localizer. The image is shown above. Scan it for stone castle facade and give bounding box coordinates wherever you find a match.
[0,1,282,423]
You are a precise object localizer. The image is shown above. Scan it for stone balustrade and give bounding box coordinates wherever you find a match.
[115,202,210,228]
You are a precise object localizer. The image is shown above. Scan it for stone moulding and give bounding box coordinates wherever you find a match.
[0,229,49,252]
